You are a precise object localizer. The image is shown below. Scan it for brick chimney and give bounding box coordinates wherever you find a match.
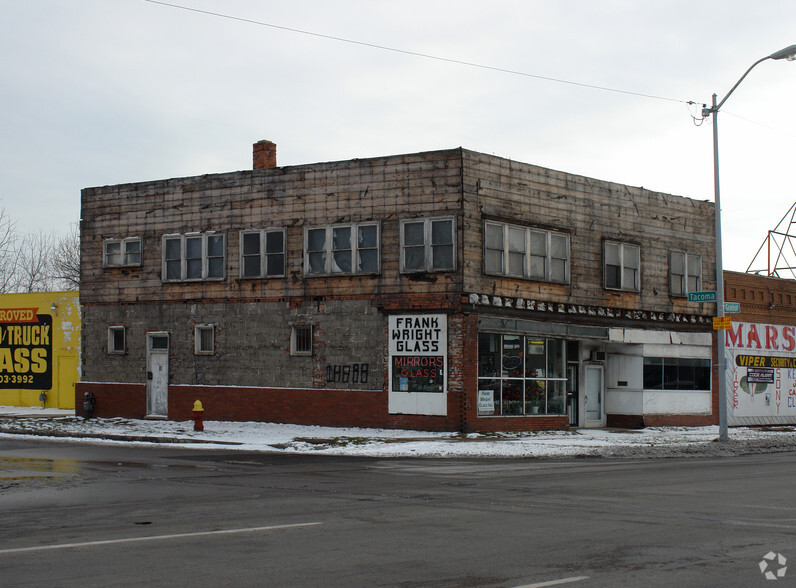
[253,140,277,169]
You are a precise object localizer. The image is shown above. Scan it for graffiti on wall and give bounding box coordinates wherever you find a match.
[325,364,369,384]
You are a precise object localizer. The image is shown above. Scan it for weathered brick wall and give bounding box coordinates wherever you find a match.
[81,299,386,390]
[78,145,721,431]
[460,150,716,317]
[75,382,146,419]
[724,270,796,325]
[80,149,466,306]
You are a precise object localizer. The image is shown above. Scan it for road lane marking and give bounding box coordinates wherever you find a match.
[0,522,322,554]
[514,577,590,588]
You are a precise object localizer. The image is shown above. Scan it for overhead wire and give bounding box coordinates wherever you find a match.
[144,0,693,105]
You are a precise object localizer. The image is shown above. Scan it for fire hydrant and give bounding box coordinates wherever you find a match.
[192,400,204,431]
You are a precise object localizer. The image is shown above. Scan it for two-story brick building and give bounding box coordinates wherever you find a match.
[77,141,717,431]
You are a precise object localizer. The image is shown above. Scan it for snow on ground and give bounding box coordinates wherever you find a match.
[1,406,796,458]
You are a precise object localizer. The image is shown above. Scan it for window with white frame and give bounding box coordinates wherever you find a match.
[194,324,215,355]
[400,217,455,272]
[304,223,379,275]
[604,241,640,291]
[240,229,285,278]
[291,324,313,355]
[670,251,701,296]
[163,233,225,281]
[104,237,141,267]
[107,326,126,354]
[484,221,569,283]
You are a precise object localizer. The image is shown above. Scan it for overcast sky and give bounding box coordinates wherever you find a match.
[1,1,794,273]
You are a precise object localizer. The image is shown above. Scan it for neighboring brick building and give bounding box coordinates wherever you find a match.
[77,141,717,431]
[722,270,796,426]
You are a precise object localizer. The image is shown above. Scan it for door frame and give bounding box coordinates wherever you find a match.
[583,363,605,427]
[146,331,169,418]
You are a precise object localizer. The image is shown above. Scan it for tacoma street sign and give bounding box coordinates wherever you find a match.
[688,291,717,302]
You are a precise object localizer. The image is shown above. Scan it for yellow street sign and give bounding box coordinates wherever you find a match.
[713,316,731,330]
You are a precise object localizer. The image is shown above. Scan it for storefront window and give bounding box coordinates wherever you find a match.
[546,380,566,414]
[547,339,565,379]
[643,357,710,391]
[525,339,545,377]
[478,333,500,378]
[502,335,523,378]
[478,333,568,417]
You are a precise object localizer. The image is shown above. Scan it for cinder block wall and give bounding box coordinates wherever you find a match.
[81,299,385,390]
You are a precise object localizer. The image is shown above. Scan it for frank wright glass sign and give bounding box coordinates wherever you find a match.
[388,314,447,416]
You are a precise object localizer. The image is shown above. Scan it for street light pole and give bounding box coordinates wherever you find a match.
[702,44,796,442]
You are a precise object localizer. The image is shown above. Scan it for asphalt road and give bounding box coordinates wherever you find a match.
[0,437,793,587]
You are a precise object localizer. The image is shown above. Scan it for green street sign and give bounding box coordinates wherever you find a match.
[688,291,717,302]
[724,302,741,314]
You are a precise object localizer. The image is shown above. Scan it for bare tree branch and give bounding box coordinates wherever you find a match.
[14,230,57,292]
[51,222,80,290]
[0,207,80,292]
[0,208,19,293]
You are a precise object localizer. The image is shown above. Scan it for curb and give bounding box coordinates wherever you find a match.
[0,427,243,445]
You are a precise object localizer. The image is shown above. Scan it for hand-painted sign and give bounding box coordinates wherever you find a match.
[726,321,796,421]
[389,315,444,353]
[391,355,444,393]
[0,311,52,389]
[388,314,447,416]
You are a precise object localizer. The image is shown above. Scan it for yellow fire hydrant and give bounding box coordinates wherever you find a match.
[192,400,204,431]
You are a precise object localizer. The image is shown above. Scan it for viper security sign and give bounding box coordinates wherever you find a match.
[0,310,52,389]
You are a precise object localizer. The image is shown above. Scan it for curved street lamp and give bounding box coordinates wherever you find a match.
[702,44,796,441]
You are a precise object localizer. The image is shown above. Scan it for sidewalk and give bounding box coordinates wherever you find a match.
[1,406,796,458]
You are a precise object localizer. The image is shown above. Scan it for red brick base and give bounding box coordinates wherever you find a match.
[76,382,573,432]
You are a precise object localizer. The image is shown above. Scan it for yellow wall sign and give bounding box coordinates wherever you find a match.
[713,316,732,330]
[0,291,79,409]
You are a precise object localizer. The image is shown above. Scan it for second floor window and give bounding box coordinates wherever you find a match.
[604,241,640,291]
[104,237,141,267]
[401,217,455,272]
[241,229,285,278]
[484,222,569,283]
[670,252,701,296]
[304,223,379,275]
[163,233,225,282]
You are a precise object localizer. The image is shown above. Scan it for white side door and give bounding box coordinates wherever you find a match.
[146,333,169,418]
[584,364,605,427]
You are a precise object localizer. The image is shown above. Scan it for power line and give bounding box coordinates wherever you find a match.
[144,0,690,105]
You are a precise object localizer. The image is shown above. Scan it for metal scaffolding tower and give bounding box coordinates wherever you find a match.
[746,202,796,280]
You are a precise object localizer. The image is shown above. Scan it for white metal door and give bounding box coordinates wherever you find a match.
[584,364,604,426]
[146,333,169,417]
